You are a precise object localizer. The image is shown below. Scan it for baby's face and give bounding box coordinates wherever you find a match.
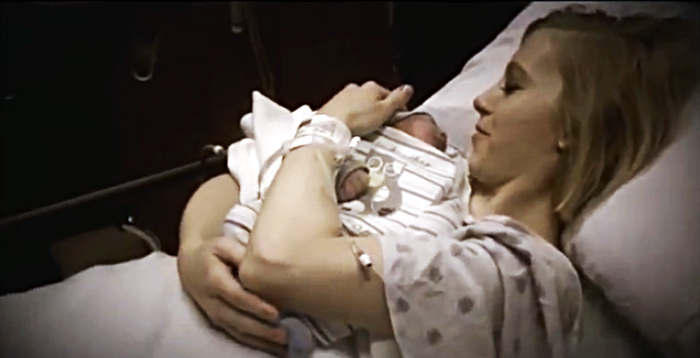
[391,113,448,152]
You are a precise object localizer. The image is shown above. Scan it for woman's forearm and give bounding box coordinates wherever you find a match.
[246,146,343,263]
[237,83,414,334]
[239,146,393,335]
[179,173,240,252]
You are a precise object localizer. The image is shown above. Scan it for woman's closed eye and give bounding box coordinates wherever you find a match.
[500,80,522,95]
[500,61,530,96]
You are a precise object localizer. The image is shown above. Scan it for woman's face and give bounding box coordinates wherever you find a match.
[469,29,566,189]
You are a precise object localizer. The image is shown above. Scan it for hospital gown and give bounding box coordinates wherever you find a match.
[381,214,583,358]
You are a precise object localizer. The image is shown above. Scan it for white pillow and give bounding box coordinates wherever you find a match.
[568,93,700,358]
[414,2,700,357]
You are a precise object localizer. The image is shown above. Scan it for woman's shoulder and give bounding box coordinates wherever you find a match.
[460,215,580,289]
[383,214,579,286]
[379,216,583,357]
[459,215,583,352]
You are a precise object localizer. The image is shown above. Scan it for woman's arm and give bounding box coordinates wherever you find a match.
[239,145,392,336]
[177,173,289,356]
[179,173,240,250]
[239,82,413,337]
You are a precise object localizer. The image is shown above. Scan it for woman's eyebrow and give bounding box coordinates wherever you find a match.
[506,61,532,83]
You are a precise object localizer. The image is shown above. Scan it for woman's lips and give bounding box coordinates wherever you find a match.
[475,123,489,136]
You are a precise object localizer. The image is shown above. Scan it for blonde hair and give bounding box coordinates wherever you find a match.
[523,7,700,224]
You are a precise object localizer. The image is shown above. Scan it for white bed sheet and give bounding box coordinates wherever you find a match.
[0,253,356,358]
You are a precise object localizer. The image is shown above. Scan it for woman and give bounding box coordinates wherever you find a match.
[1,6,697,358]
[178,7,699,358]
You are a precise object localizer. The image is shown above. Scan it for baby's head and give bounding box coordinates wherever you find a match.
[390,112,448,152]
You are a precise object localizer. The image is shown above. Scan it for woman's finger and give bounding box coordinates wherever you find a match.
[208,254,280,323]
[212,299,289,345]
[219,324,288,357]
[382,85,414,118]
[362,80,391,99]
[212,236,248,266]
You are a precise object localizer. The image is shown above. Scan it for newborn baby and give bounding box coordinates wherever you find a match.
[224,111,465,358]
[335,112,448,203]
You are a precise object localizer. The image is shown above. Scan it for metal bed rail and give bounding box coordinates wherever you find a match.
[0,145,229,240]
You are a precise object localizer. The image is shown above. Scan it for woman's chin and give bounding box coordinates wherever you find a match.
[467,157,481,178]
[467,148,483,165]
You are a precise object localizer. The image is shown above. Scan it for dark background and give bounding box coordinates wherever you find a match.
[0,2,528,294]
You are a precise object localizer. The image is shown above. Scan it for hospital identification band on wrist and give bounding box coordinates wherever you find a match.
[257,113,357,199]
[293,114,354,162]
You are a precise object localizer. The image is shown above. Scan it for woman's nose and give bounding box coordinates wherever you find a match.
[473,95,492,117]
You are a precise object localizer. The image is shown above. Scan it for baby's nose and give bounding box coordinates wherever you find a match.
[436,129,448,152]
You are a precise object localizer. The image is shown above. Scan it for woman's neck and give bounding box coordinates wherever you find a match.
[469,176,561,247]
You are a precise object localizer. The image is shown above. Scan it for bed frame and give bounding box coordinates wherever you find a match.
[0,145,228,240]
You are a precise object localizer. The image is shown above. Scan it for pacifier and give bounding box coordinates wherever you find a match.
[367,156,385,188]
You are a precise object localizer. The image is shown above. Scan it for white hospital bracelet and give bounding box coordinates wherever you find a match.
[257,136,338,199]
[257,114,356,199]
[295,113,353,155]
[257,137,316,197]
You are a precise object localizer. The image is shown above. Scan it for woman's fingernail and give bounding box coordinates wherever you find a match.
[401,84,413,92]
[265,307,279,321]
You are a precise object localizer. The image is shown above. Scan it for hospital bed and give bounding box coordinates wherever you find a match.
[1,2,698,358]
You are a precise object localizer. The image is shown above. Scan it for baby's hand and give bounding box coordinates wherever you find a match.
[336,161,370,203]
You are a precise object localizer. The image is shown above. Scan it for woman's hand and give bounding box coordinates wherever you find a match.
[178,237,288,357]
[317,81,414,136]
